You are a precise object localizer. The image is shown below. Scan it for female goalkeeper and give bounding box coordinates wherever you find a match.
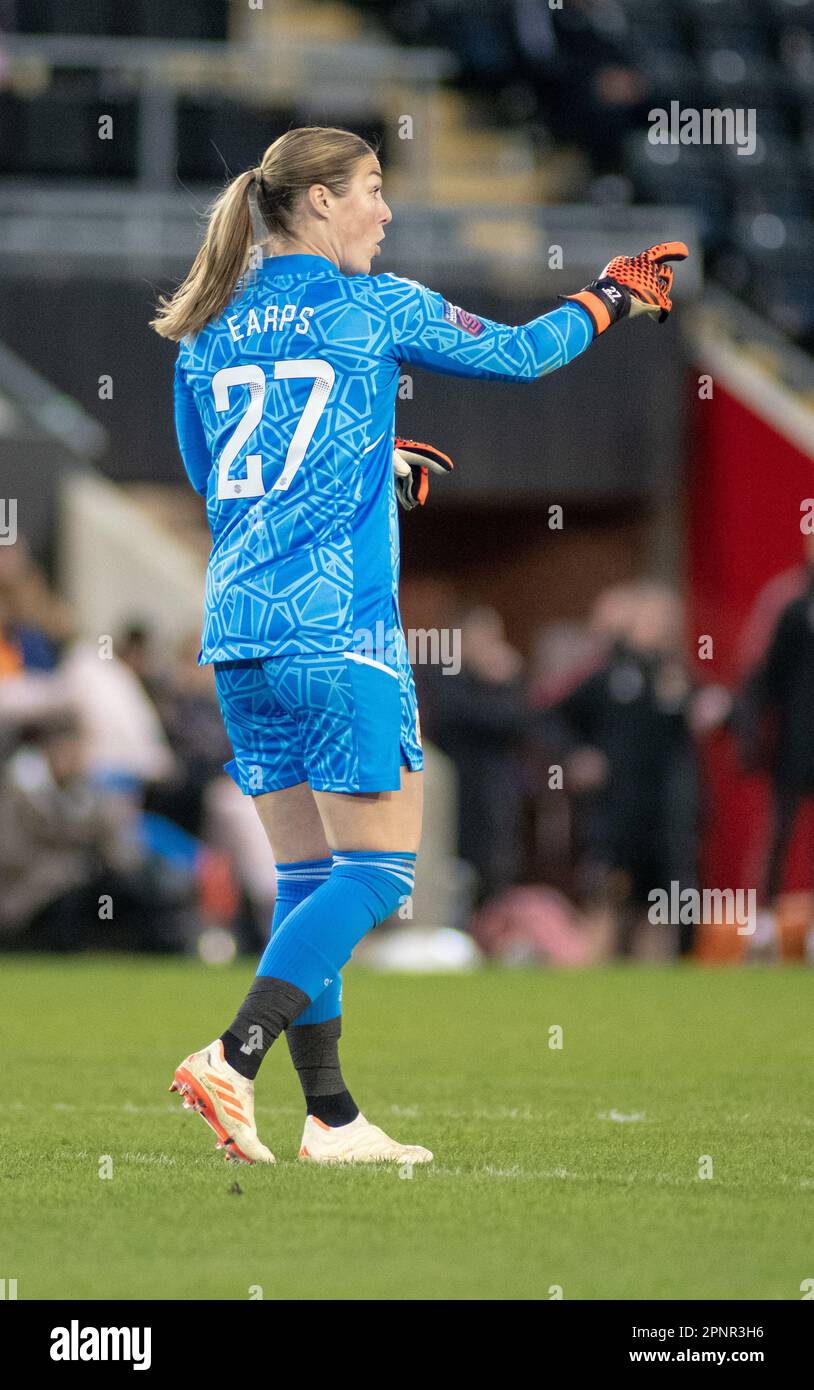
[152,125,686,1165]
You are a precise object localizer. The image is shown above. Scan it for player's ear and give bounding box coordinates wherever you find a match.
[306,183,332,218]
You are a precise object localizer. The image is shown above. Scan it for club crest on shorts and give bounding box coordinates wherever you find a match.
[442,301,485,337]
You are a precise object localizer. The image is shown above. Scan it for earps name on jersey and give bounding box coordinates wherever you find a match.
[227,304,315,342]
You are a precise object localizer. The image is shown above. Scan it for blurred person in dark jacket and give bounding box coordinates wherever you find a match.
[424,605,527,906]
[0,715,192,952]
[734,563,814,955]
[117,622,164,702]
[544,583,726,958]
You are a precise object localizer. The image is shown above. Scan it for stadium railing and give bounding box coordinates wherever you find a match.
[0,183,702,295]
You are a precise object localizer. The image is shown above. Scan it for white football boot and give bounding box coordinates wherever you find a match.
[169,1039,275,1164]
[298,1111,433,1165]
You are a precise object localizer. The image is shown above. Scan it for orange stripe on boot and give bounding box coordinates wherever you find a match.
[222,1104,249,1124]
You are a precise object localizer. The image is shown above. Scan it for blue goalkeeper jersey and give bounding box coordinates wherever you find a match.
[173,252,594,663]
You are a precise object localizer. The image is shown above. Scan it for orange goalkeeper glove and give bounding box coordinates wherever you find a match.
[393,437,454,511]
[563,240,689,336]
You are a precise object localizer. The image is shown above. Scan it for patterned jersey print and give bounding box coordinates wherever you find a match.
[173,253,593,663]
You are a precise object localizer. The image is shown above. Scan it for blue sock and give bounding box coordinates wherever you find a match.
[271,858,341,1026]
[255,850,417,1001]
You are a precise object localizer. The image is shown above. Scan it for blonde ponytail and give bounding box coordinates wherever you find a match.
[151,168,257,341]
[151,126,376,342]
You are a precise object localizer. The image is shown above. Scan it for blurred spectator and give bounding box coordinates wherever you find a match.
[0,557,172,787]
[734,563,814,950]
[525,620,599,887]
[58,638,175,789]
[0,543,274,954]
[511,0,651,170]
[425,605,528,906]
[0,592,22,677]
[117,622,278,948]
[116,621,166,703]
[0,535,73,672]
[528,618,599,706]
[144,631,233,838]
[736,533,814,676]
[366,0,650,170]
[543,582,709,958]
[0,714,193,952]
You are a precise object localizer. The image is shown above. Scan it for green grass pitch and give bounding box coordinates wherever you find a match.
[1,957,811,1300]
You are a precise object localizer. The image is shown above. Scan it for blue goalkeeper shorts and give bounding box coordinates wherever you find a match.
[213,643,423,796]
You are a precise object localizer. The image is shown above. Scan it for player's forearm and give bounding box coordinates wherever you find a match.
[518,301,596,380]
[398,300,593,383]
